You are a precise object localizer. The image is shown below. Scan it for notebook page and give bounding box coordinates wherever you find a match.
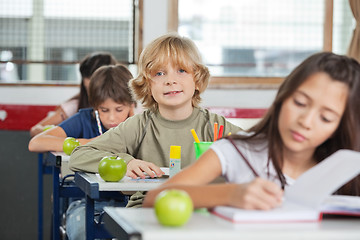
[285,150,360,208]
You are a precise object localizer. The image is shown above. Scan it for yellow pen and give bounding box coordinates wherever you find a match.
[191,129,200,143]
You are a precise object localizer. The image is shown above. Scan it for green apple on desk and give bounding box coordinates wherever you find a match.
[154,189,193,227]
[98,156,127,182]
[63,137,80,156]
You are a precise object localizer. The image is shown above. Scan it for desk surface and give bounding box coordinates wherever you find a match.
[50,151,69,160]
[75,172,167,198]
[103,207,360,240]
[226,118,261,130]
[86,173,167,191]
[49,151,72,176]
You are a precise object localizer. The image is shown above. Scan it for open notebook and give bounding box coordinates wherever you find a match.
[212,149,360,223]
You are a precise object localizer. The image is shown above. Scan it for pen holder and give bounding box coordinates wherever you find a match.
[194,142,213,159]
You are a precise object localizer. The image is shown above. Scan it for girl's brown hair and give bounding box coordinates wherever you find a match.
[130,33,210,112]
[232,52,360,195]
[76,52,118,110]
[88,64,135,109]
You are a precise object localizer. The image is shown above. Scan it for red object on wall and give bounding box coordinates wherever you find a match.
[0,104,57,131]
[0,104,267,131]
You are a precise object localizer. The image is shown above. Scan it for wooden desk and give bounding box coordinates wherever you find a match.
[74,172,167,240]
[103,207,360,240]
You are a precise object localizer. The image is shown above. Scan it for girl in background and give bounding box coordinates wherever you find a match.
[28,64,135,152]
[30,52,118,137]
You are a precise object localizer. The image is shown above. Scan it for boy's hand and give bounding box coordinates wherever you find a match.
[126,159,165,179]
[228,178,283,210]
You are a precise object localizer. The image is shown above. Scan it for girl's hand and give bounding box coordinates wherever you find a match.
[228,178,283,210]
[126,159,165,179]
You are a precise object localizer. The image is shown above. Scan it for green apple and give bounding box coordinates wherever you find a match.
[98,156,127,182]
[62,137,80,156]
[43,125,56,131]
[154,189,193,227]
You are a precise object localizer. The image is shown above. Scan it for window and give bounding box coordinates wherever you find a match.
[177,0,354,87]
[332,0,353,54]
[0,0,135,83]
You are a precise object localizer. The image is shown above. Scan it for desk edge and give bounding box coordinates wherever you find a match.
[104,207,142,240]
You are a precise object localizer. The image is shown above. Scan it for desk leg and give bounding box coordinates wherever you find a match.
[85,195,95,240]
[52,166,60,240]
[38,153,43,240]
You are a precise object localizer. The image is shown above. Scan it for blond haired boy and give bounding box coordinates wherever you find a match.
[69,33,242,207]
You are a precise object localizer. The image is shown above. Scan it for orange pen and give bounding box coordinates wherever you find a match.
[214,122,218,141]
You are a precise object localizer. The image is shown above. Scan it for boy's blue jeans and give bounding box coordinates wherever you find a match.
[65,198,127,240]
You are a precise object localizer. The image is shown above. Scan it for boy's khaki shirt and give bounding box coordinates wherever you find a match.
[69,107,242,206]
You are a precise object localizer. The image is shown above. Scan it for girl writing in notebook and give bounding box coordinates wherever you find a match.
[143,52,360,210]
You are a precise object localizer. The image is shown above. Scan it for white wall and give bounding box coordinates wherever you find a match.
[142,0,169,46]
[0,0,277,108]
[201,89,276,108]
[0,86,79,105]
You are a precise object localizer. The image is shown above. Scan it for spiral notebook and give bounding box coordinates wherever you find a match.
[212,149,360,223]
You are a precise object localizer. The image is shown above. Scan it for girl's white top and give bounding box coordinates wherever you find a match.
[60,99,79,118]
[211,133,294,187]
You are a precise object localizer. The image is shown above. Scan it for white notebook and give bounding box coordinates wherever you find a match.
[212,149,360,223]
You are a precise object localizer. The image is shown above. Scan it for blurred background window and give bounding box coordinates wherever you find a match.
[178,0,353,78]
[0,0,134,83]
[0,0,354,86]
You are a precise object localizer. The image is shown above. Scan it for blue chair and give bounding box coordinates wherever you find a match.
[38,152,84,240]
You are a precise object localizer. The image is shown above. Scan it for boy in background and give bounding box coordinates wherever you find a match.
[30,52,119,137]
[28,64,135,152]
